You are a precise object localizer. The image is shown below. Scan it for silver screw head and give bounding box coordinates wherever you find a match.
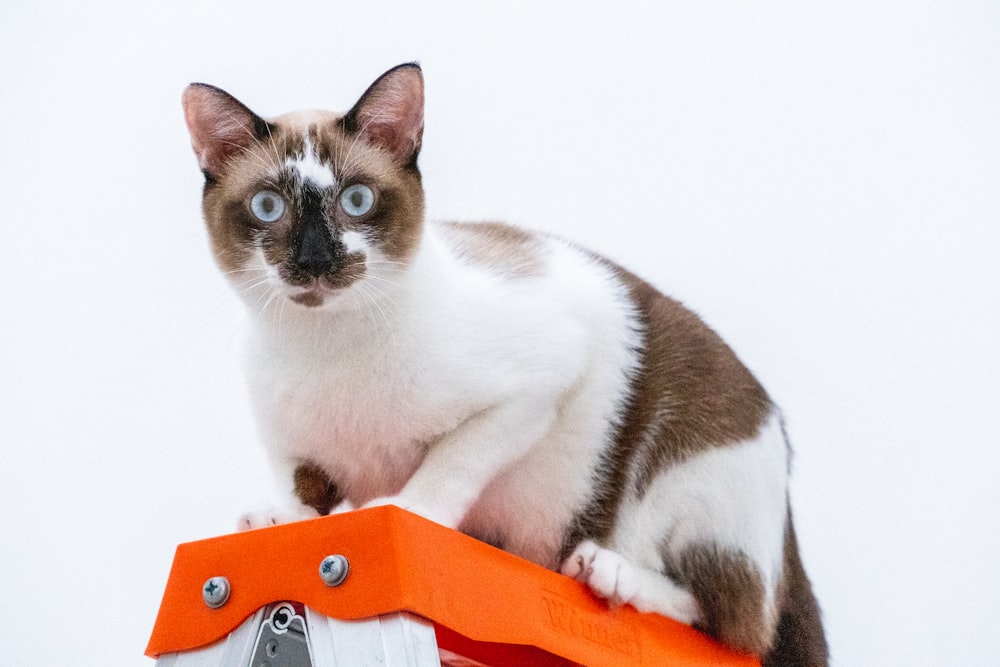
[319,555,349,586]
[202,576,231,608]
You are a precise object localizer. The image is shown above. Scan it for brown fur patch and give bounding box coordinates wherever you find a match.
[667,544,774,657]
[436,221,545,278]
[619,266,773,491]
[293,462,341,516]
[562,265,772,552]
[764,517,829,666]
[662,516,828,665]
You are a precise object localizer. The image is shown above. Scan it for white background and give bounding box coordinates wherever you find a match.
[1,1,998,665]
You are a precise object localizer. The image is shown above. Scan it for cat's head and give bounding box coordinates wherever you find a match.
[182,64,425,310]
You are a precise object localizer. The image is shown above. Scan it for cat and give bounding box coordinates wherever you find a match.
[181,63,828,665]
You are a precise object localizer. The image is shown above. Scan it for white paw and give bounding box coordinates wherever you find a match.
[236,505,319,531]
[561,540,638,608]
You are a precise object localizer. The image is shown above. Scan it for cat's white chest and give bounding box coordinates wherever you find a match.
[244,320,476,502]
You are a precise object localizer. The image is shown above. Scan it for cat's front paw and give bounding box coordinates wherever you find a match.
[237,505,319,531]
[561,540,638,608]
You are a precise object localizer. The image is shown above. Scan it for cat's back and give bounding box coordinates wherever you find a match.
[434,218,773,460]
[433,220,550,280]
[430,219,635,320]
[427,219,640,358]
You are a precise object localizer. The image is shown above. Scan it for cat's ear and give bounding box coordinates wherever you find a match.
[342,63,424,168]
[182,83,272,181]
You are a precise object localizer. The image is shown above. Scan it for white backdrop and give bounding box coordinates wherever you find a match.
[1,2,998,665]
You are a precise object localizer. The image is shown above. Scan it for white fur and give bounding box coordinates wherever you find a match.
[286,134,336,188]
[341,230,367,255]
[237,222,642,569]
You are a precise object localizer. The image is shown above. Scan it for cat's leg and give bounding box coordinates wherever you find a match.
[561,540,702,625]
[666,542,780,658]
[584,413,789,656]
[362,398,560,529]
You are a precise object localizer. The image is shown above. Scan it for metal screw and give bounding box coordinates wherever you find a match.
[202,576,231,608]
[319,555,349,586]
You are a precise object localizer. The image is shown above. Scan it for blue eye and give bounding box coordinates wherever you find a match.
[339,184,375,217]
[249,190,286,223]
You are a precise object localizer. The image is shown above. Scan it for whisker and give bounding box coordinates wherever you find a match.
[223,267,270,276]
[353,281,395,343]
[363,258,410,268]
[274,289,289,344]
[251,281,281,318]
[360,273,406,291]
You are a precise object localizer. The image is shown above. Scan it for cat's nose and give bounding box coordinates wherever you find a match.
[295,218,337,277]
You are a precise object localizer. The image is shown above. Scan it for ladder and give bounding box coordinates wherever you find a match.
[146,506,759,666]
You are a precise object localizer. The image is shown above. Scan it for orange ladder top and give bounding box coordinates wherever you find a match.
[146,506,759,666]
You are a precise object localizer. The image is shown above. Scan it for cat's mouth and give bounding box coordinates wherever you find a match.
[289,289,327,308]
[277,261,366,308]
[287,280,339,308]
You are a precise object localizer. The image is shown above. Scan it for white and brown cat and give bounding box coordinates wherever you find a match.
[182,63,827,665]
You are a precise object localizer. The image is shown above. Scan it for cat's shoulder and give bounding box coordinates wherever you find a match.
[430,220,554,279]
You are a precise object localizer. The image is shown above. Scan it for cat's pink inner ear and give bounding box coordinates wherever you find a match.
[353,65,424,165]
[182,84,261,178]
